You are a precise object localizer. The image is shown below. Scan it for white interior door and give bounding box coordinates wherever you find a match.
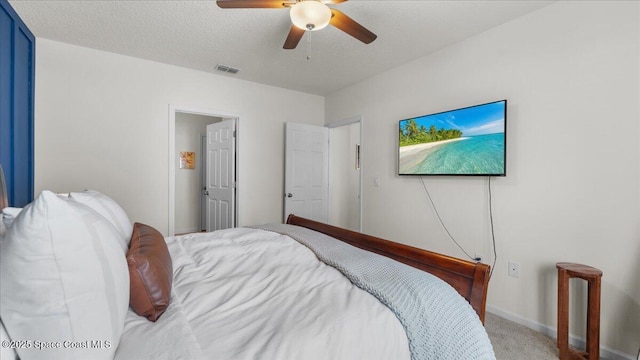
[206,120,235,231]
[199,134,207,231]
[284,122,329,223]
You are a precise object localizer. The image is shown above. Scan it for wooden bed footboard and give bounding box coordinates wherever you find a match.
[286,214,491,323]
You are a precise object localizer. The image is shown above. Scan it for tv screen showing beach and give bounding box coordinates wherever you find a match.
[398,100,506,176]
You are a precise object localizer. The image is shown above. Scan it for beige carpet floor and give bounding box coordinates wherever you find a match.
[485,312,559,360]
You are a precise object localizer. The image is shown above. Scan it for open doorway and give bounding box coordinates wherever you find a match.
[168,106,238,235]
[175,113,220,234]
[282,120,362,230]
[328,117,362,232]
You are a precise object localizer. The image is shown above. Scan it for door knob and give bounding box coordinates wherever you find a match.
[286,193,293,198]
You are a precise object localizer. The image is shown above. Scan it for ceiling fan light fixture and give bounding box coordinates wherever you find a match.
[290,1,331,31]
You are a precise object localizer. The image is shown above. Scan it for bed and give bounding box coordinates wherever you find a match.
[284,214,491,323]
[0,189,495,360]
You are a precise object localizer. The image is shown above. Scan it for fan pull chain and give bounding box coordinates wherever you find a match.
[306,31,312,60]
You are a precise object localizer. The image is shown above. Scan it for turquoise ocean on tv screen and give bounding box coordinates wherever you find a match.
[410,133,505,174]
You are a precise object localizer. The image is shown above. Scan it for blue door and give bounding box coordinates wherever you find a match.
[0,0,35,207]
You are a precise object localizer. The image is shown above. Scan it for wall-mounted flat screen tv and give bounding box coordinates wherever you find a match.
[398,100,506,176]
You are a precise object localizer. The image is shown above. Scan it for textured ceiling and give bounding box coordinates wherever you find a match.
[10,0,554,95]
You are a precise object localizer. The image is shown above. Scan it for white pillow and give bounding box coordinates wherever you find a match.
[1,207,22,237]
[0,191,129,360]
[0,319,17,360]
[70,190,133,251]
[2,206,22,225]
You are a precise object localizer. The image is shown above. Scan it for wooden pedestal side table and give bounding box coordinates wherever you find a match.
[556,262,603,360]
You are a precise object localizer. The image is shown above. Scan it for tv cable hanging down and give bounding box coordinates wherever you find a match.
[419,176,497,278]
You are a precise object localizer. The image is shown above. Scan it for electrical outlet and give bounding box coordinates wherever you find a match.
[508,261,520,278]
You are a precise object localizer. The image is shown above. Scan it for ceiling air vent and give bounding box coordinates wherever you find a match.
[215,64,240,74]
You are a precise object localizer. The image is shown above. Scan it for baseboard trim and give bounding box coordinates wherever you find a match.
[174,228,200,235]
[486,305,635,360]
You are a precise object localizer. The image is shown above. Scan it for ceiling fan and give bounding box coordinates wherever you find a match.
[216,0,377,49]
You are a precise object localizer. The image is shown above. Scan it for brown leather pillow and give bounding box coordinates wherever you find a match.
[126,222,173,321]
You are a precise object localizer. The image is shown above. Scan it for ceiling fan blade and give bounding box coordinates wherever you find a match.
[216,0,291,8]
[283,25,305,49]
[329,8,377,44]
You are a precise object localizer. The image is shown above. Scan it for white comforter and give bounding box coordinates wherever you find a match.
[115,228,410,360]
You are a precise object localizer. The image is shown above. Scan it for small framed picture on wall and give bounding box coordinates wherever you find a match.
[179,151,195,169]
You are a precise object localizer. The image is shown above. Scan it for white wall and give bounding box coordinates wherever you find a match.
[326,1,639,357]
[34,39,325,233]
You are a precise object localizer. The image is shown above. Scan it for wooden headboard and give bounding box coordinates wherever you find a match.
[286,214,491,323]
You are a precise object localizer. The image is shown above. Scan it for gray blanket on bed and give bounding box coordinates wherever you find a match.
[252,223,496,360]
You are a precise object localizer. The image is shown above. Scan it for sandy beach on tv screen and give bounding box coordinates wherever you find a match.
[399,137,467,173]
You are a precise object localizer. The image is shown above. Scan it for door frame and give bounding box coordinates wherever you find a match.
[168,105,239,235]
[327,116,363,232]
